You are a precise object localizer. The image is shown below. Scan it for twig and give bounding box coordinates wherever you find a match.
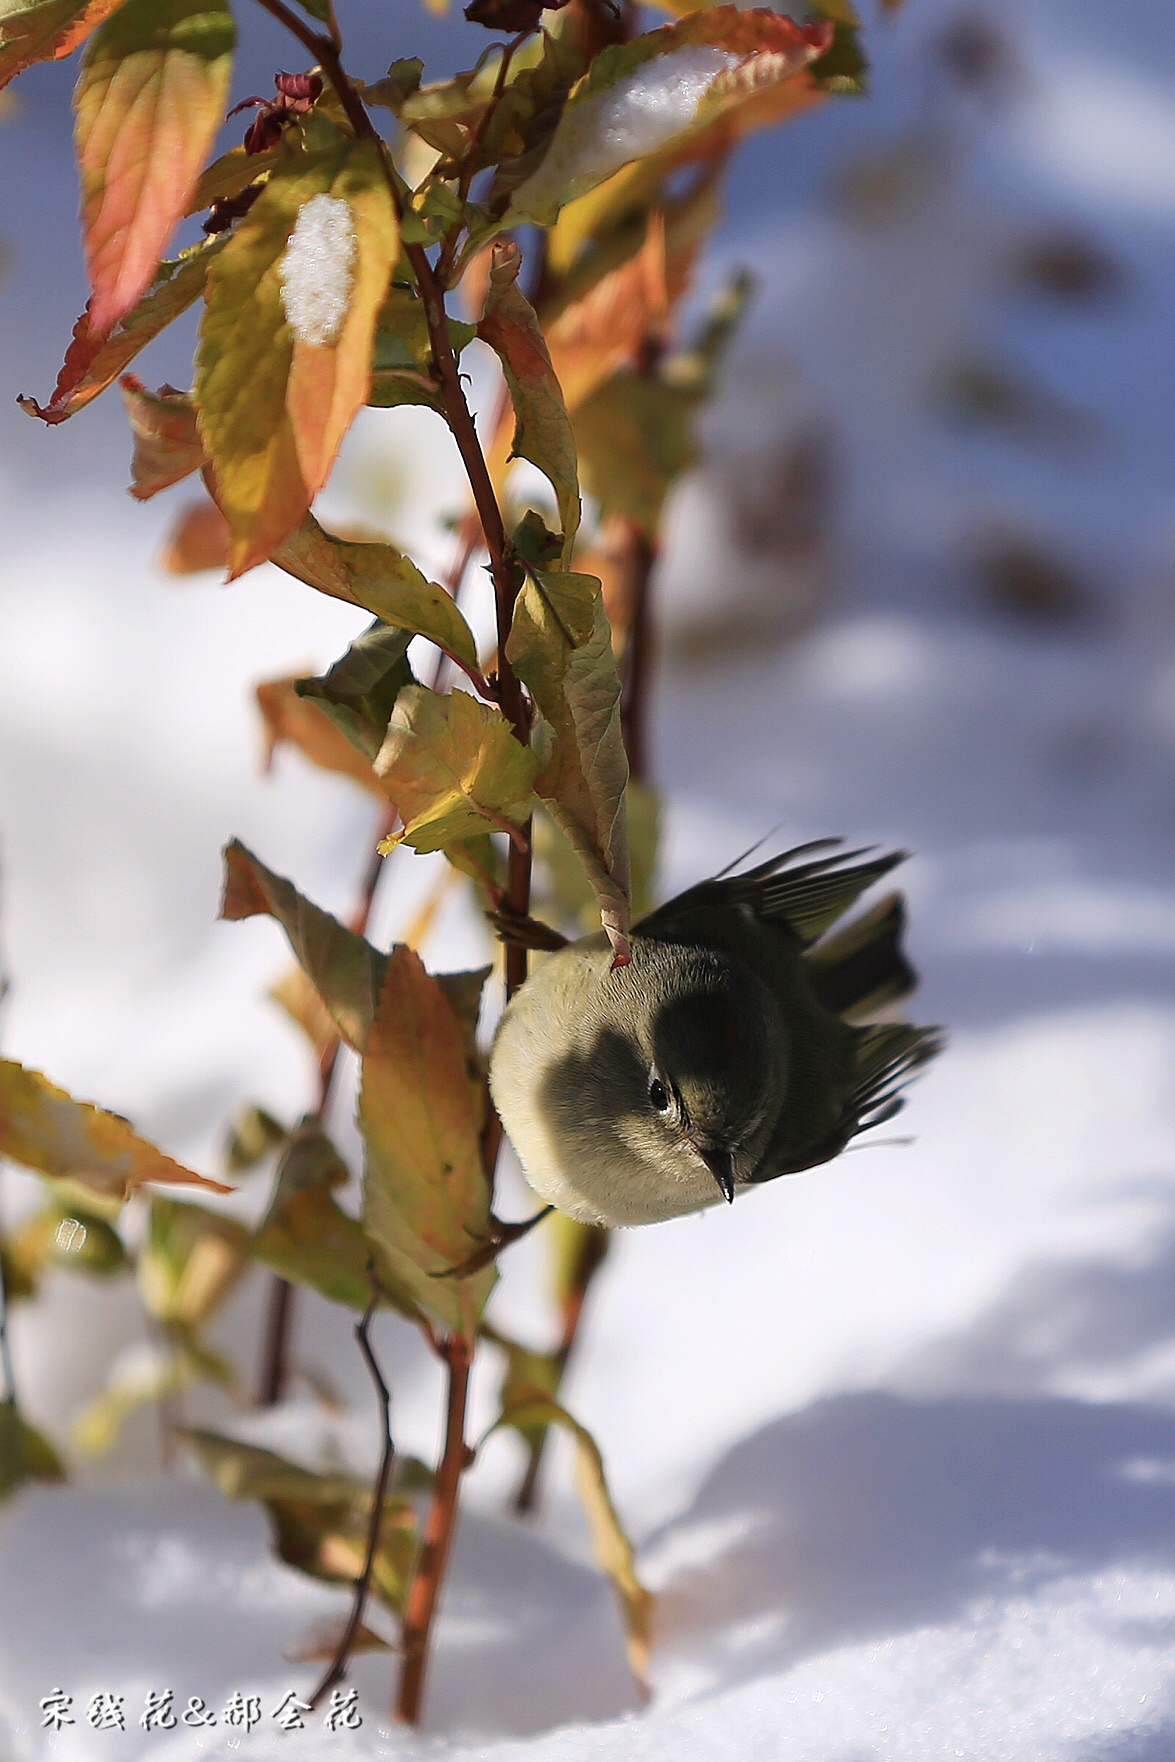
[395,1331,473,1724]
[0,1243,14,1407]
[308,1290,395,1708]
[617,518,657,784]
[435,33,530,289]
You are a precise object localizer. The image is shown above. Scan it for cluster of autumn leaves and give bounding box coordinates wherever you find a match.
[0,0,873,1703]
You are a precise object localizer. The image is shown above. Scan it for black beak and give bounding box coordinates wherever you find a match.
[698,1145,736,1204]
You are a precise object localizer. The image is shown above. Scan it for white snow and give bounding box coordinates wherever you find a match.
[3,0,1175,1756]
[511,47,739,218]
[281,195,356,348]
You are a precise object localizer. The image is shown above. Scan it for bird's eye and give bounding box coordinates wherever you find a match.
[648,1074,670,1113]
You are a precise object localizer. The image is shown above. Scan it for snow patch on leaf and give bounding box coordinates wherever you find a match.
[513,45,738,221]
[280,193,356,347]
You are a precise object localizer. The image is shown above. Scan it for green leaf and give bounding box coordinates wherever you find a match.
[138,1196,250,1328]
[252,1121,418,1318]
[220,840,388,1054]
[477,240,580,560]
[0,1400,65,1503]
[0,1057,231,1201]
[223,1103,287,1176]
[75,0,235,339]
[367,282,476,413]
[492,1381,652,1691]
[507,556,631,961]
[360,945,496,1335]
[73,1332,230,1455]
[374,684,538,856]
[270,516,481,678]
[574,370,694,535]
[183,1428,420,1614]
[296,622,415,762]
[507,9,833,226]
[120,376,205,500]
[256,674,386,798]
[195,139,397,575]
[10,1202,128,1279]
[362,57,423,114]
[185,142,281,217]
[0,0,125,90]
[19,235,226,425]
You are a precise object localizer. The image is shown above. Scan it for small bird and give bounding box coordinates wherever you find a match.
[489,840,941,1227]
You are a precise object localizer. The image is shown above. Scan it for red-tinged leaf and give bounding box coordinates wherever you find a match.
[0,1058,231,1201]
[120,375,205,500]
[74,0,235,341]
[255,674,385,798]
[477,240,580,559]
[359,945,495,1335]
[508,9,832,226]
[19,235,225,425]
[158,497,230,574]
[0,0,123,91]
[195,140,396,577]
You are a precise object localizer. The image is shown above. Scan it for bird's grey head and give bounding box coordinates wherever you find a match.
[542,938,786,1207]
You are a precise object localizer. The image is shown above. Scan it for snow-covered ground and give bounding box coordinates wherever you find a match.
[4,0,1175,1756]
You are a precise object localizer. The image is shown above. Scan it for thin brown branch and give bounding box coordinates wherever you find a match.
[308,1290,395,1708]
[617,520,657,785]
[395,1331,474,1724]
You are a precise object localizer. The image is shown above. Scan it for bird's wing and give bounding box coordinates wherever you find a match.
[637,839,908,949]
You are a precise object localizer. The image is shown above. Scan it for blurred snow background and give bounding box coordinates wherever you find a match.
[4,0,1175,1756]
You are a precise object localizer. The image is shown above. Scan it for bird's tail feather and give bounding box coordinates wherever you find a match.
[851,1021,943,1133]
[805,892,916,1020]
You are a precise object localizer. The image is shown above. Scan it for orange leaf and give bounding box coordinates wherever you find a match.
[74,0,235,340]
[0,0,124,91]
[158,498,230,575]
[255,675,385,798]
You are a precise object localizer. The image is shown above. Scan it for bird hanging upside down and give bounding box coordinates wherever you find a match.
[489,840,942,1228]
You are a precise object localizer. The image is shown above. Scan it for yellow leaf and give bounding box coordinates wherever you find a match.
[255,674,385,798]
[270,516,481,677]
[220,840,387,1054]
[477,240,580,559]
[360,946,495,1334]
[74,0,235,339]
[375,684,538,856]
[195,140,396,576]
[285,143,399,501]
[253,1122,413,1317]
[185,141,280,217]
[507,575,631,960]
[495,1385,653,1691]
[0,1058,230,1201]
